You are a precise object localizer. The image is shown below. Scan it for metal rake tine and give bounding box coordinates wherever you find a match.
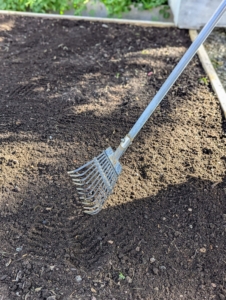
[101,167,115,190]
[81,179,107,202]
[83,191,108,213]
[83,195,105,210]
[83,174,104,194]
[68,148,120,214]
[84,159,110,185]
[81,189,106,206]
[72,181,83,186]
[82,185,102,203]
[94,153,109,166]
[78,191,85,196]
[105,164,116,181]
[96,152,107,160]
[84,169,101,185]
[71,167,99,184]
[96,161,114,184]
[76,187,85,191]
[69,155,108,181]
[82,180,104,201]
[71,159,108,185]
[70,154,107,176]
[72,183,85,193]
[86,180,108,201]
[83,205,102,214]
[77,154,116,205]
[69,148,121,215]
[79,173,102,189]
[67,159,94,174]
[69,162,96,178]
[84,207,102,215]
[68,150,121,214]
[82,183,108,207]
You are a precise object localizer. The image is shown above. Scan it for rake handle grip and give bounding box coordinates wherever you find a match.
[114,0,226,161]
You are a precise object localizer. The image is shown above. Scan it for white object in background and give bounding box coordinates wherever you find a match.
[169,0,226,28]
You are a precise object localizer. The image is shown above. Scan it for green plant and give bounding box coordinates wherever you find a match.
[0,0,86,14]
[0,0,169,17]
[73,0,89,15]
[0,0,28,11]
[101,0,133,17]
[136,0,167,10]
[159,4,170,18]
[119,272,125,280]
[199,77,209,85]
[102,0,168,17]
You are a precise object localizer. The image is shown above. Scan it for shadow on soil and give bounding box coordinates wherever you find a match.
[1,171,226,299]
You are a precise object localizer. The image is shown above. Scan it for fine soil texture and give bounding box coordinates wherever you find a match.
[0,14,226,300]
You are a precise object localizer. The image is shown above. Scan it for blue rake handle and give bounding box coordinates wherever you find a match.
[113,0,226,161]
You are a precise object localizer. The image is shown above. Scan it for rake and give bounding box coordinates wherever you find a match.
[68,0,226,215]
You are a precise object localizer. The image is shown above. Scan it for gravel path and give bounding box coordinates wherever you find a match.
[204,28,226,91]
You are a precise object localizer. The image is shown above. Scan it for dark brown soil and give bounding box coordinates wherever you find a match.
[0,14,226,300]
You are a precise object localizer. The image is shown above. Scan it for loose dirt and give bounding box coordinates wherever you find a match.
[0,14,226,300]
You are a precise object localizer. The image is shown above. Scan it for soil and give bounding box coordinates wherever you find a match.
[0,14,226,300]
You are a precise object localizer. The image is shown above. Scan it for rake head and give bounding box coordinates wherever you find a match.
[68,148,122,215]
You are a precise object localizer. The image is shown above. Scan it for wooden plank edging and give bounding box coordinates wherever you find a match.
[0,10,175,27]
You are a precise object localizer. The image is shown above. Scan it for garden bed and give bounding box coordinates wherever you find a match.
[0,14,226,300]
